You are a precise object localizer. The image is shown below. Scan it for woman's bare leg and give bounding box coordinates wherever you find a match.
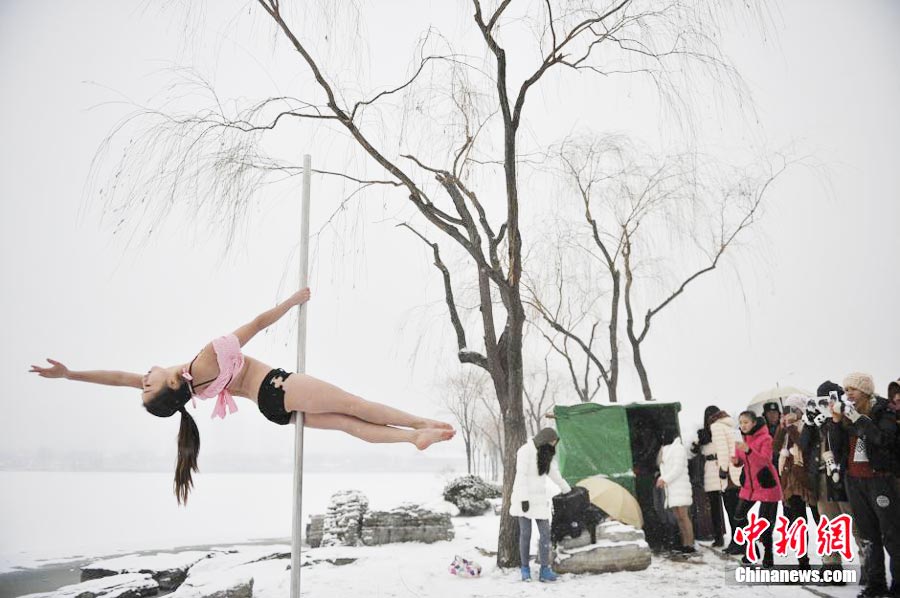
[305,413,453,450]
[283,374,452,430]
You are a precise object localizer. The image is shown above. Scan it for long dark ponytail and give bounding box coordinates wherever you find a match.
[174,406,200,505]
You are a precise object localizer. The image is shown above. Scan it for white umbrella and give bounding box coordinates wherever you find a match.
[748,386,813,410]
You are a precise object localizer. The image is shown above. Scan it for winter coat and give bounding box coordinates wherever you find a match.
[773,422,815,504]
[798,420,848,502]
[509,439,571,520]
[692,429,721,493]
[831,396,899,475]
[709,412,742,489]
[735,419,783,503]
[657,438,693,508]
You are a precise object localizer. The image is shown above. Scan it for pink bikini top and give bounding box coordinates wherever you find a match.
[181,334,244,420]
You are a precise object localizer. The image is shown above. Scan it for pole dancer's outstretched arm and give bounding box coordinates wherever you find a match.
[29,359,143,389]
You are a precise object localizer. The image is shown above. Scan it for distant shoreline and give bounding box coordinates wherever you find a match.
[0,537,291,598]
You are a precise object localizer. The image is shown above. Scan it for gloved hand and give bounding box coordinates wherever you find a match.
[719,468,728,480]
[813,413,828,427]
[843,401,862,423]
[521,501,529,513]
[780,447,791,458]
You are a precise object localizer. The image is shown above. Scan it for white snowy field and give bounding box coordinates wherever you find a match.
[1,470,870,598]
[0,470,460,573]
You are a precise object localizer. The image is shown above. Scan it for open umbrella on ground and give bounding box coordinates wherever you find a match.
[576,475,644,529]
[749,386,813,411]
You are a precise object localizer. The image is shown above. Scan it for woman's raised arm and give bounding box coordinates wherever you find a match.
[232,288,311,347]
[29,359,143,389]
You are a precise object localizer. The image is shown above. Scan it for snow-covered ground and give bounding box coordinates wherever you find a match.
[0,471,458,573]
[18,514,854,598]
[3,471,871,598]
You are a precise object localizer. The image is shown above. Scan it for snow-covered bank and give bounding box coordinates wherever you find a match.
[0,471,461,573]
[14,514,833,598]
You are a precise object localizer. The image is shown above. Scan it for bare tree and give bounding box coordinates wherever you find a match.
[91,1,769,566]
[443,368,491,474]
[522,354,561,434]
[619,154,789,400]
[537,137,789,401]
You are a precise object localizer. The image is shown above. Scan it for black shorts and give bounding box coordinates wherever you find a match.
[257,368,293,425]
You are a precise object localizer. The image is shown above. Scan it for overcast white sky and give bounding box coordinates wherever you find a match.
[1,1,897,469]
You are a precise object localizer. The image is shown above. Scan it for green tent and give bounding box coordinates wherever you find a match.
[553,401,682,496]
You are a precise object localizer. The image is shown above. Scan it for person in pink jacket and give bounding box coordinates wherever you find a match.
[728,410,783,567]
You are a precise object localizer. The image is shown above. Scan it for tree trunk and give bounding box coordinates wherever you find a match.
[607,270,621,403]
[465,439,472,475]
[497,396,526,567]
[631,339,653,401]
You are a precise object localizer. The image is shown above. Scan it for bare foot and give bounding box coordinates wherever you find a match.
[414,418,455,431]
[414,428,455,450]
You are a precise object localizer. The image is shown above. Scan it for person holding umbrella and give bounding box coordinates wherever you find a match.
[510,427,571,583]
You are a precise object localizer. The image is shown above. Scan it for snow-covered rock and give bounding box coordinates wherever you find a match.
[320,490,369,547]
[170,559,291,598]
[81,551,214,590]
[187,545,290,577]
[361,504,454,545]
[19,573,158,598]
[554,522,651,574]
[560,521,645,550]
[305,514,325,548]
[442,475,502,516]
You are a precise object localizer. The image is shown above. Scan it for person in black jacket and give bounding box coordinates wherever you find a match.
[799,381,862,584]
[831,372,900,598]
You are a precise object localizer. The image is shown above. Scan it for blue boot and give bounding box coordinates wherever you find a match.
[520,566,531,581]
[539,565,558,582]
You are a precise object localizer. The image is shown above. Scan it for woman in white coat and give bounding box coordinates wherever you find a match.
[510,427,571,582]
[656,427,695,553]
[708,407,743,552]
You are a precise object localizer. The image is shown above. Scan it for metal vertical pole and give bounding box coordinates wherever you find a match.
[291,154,312,598]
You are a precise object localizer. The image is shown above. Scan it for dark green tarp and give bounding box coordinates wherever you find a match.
[553,402,682,496]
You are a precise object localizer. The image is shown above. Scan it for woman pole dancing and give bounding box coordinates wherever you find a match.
[30,287,456,503]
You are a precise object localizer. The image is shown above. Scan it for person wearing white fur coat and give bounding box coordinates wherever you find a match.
[510,427,571,582]
[656,428,695,553]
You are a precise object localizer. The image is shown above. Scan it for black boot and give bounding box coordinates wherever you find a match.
[857,585,889,598]
[712,536,724,548]
[819,564,845,586]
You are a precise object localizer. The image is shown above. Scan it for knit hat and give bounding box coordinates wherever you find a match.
[533,427,559,448]
[817,380,843,397]
[842,372,875,397]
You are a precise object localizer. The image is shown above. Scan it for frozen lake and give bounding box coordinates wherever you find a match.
[0,470,463,573]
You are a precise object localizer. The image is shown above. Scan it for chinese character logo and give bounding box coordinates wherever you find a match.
[773,515,808,558]
[815,514,853,561]
[733,512,770,562]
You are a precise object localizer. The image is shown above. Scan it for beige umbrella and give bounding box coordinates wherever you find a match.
[576,475,644,529]
[749,386,813,410]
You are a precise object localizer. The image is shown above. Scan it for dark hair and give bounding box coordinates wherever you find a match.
[174,406,200,505]
[703,405,720,429]
[738,410,757,422]
[144,383,200,505]
[536,443,556,476]
[659,427,679,446]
